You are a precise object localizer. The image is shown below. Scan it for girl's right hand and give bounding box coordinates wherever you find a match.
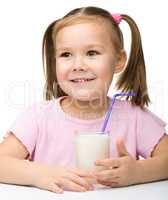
[32,165,95,193]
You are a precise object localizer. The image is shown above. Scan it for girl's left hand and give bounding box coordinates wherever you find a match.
[94,139,140,187]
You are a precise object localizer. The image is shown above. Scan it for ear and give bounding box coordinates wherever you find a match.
[114,50,127,74]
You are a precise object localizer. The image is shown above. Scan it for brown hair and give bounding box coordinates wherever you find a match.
[42,6,150,109]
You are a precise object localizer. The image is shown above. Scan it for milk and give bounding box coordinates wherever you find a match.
[75,132,109,171]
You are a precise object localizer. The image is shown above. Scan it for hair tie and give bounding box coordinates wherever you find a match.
[111,14,122,25]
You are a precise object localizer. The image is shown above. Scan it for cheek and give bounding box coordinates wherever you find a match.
[56,64,68,82]
[96,62,114,82]
[96,55,115,72]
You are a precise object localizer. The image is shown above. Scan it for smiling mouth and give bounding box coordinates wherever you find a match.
[70,78,96,83]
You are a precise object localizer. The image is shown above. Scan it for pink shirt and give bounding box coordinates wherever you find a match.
[5,96,167,168]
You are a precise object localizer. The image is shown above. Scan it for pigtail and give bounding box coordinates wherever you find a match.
[42,20,67,100]
[116,15,150,109]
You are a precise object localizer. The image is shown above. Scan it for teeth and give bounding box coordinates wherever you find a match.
[71,78,94,82]
[70,78,96,83]
[73,79,87,82]
[75,79,88,82]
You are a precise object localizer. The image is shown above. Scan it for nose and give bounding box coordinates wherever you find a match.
[72,55,86,71]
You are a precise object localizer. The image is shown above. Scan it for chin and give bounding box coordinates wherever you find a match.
[72,94,91,101]
[72,91,102,102]
[74,96,91,102]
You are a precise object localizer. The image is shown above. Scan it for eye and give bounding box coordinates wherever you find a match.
[60,52,71,57]
[87,50,100,56]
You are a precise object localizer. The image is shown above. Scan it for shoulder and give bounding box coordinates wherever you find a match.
[114,99,137,116]
[20,98,60,118]
[115,99,166,126]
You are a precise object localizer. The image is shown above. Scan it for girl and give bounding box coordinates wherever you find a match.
[0,6,168,194]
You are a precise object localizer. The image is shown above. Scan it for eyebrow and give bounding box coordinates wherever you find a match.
[56,44,105,52]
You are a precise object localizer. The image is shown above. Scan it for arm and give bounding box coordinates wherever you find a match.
[0,133,94,193]
[137,134,168,183]
[93,134,168,187]
[0,134,58,187]
[0,133,34,185]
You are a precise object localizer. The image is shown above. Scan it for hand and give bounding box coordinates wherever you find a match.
[94,139,140,187]
[33,165,95,193]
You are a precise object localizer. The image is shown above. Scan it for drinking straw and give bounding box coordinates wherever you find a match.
[101,92,136,133]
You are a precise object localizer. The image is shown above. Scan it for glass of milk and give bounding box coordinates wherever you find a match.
[75,131,110,172]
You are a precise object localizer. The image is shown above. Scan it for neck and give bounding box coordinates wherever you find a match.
[61,96,111,120]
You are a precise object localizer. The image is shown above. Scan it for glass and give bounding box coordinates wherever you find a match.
[75,131,110,171]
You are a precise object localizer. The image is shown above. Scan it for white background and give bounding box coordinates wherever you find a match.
[0,0,168,139]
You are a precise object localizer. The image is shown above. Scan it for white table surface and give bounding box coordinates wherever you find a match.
[0,180,168,200]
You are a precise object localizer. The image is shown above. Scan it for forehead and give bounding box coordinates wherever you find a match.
[55,21,113,50]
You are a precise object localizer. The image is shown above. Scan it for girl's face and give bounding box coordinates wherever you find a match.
[55,21,122,102]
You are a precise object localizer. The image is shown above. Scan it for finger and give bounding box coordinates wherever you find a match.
[71,168,96,178]
[116,138,130,157]
[97,179,119,188]
[95,158,120,168]
[65,172,94,190]
[57,178,87,192]
[94,169,119,181]
[47,182,64,194]
[97,175,119,182]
